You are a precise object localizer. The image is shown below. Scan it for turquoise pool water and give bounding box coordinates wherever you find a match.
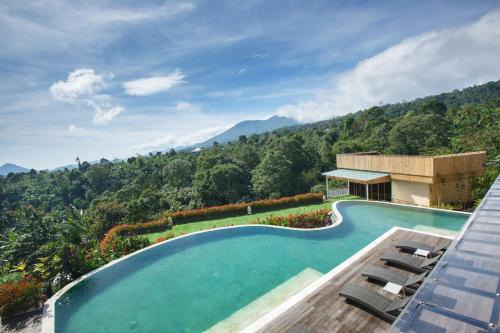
[53,201,469,333]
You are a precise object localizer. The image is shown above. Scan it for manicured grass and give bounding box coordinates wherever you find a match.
[144,195,359,242]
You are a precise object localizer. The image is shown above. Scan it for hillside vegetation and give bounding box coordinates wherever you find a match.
[0,80,499,295]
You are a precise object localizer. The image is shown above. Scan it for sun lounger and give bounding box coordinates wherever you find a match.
[395,239,451,256]
[339,284,411,322]
[361,265,427,292]
[380,252,441,273]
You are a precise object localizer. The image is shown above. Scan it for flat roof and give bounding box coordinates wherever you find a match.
[337,151,487,159]
[322,168,390,184]
[390,175,500,332]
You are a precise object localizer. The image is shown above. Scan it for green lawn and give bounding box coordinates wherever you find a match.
[144,195,359,242]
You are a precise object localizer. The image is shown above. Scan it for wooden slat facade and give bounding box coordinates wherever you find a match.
[432,152,486,180]
[336,151,486,184]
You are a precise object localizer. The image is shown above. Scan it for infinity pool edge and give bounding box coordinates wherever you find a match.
[41,200,470,333]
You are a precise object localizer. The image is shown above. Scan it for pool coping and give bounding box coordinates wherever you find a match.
[41,200,469,333]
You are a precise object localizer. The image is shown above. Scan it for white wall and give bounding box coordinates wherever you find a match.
[392,180,430,206]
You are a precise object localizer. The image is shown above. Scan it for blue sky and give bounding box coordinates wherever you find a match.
[1,0,500,169]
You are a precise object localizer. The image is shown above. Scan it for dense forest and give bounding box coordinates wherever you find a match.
[1,80,499,296]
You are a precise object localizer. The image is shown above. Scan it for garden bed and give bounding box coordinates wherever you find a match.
[255,209,332,228]
[100,193,324,251]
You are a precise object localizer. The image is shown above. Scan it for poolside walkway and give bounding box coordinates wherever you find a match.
[253,228,451,333]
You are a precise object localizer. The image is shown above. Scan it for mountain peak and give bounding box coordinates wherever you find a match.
[0,163,30,176]
[194,115,298,148]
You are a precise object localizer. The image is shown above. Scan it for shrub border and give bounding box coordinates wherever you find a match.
[254,209,332,228]
[100,193,323,251]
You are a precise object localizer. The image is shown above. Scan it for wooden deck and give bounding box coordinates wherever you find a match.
[256,228,450,333]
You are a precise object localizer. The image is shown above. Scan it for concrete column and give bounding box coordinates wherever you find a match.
[366,183,369,200]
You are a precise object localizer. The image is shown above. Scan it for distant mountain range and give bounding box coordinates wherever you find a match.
[1,115,298,174]
[0,163,29,176]
[191,115,299,149]
[51,163,80,172]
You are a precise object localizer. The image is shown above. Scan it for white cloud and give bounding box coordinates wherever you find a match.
[87,2,195,24]
[50,68,124,125]
[92,106,125,125]
[207,90,244,98]
[131,124,231,151]
[0,1,196,57]
[237,68,247,75]
[278,9,500,122]
[50,68,106,103]
[252,53,269,59]
[123,70,185,96]
[68,124,80,132]
[67,124,92,136]
[175,101,197,111]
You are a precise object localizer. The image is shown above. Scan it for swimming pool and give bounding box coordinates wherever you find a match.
[46,201,469,333]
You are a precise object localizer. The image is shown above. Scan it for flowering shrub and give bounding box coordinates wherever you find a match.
[100,192,323,251]
[104,236,151,256]
[154,231,175,244]
[256,209,332,229]
[0,276,43,319]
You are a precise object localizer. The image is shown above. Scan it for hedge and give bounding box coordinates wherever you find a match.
[0,276,43,319]
[255,209,332,229]
[100,192,323,251]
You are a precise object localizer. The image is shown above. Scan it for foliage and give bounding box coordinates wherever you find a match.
[252,150,295,198]
[310,184,326,193]
[388,111,450,154]
[471,166,500,207]
[100,193,323,251]
[100,216,173,252]
[163,158,194,188]
[89,201,127,239]
[105,236,151,257]
[437,202,465,211]
[256,209,332,228]
[155,231,175,244]
[0,272,22,285]
[0,276,43,319]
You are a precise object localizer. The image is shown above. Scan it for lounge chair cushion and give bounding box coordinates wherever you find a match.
[395,239,451,254]
[361,265,407,286]
[380,252,441,272]
[340,284,392,311]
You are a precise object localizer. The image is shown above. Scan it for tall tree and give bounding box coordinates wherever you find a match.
[252,150,295,198]
[388,113,450,155]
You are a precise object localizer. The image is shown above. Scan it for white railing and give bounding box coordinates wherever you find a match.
[327,187,349,198]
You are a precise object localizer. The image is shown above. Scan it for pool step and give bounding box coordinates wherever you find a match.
[413,225,458,238]
[205,268,323,333]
